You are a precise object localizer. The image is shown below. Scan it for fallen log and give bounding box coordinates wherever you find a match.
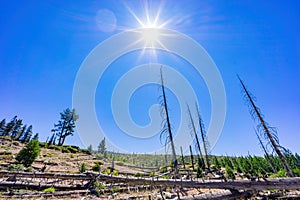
[95,174,300,191]
[1,171,299,192]
[0,171,90,180]
[0,181,85,191]
[1,189,90,198]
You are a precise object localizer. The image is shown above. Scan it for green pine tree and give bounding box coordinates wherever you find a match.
[15,139,40,167]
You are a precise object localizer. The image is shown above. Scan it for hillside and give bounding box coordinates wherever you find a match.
[0,137,299,199]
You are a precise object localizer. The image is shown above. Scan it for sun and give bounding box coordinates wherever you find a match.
[140,28,161,47]
[122,2,175,59]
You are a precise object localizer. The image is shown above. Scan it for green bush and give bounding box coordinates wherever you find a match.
[39,142,48,148]
[42,187,55,193]
[61,147,70,153]
[79,163,87,173]
[225,165,235,180]
[80,149,92,155]
[113,170,119,176]
[15,139,40,167]
[7,164,24,171]
[92,162,101,172]
[270,169,287,178]
[93,181,106,196]
[104,168,111,175]
[292,168,300,177]
[149,172,155,177]
[196,167,203,178]
[66,146,78,153]
[48,145,62,151]
[134,172,142,177]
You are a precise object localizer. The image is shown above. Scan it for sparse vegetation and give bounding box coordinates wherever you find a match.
[92,162,102,172]
[42,187,55,193]
[7,163,24,171]
[79,163,87,173]
[0,77,298,199]
[15,139,40,167]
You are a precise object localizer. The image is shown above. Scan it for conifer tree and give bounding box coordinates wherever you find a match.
[53,108,78,146]
[0,119,6,136]
[3,116,17,136]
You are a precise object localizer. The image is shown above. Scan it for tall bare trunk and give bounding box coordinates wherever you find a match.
[189,145,195,170]
[195,103,210,171]
[187,104,205,168]
[160,68,178,175]
[180,146,186,169]
[238,76,293,177]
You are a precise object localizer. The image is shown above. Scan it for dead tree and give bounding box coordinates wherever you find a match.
[238,76,293,177]
[187,104,205,168]
[180,146,186,169]
[189,145,195,170]
[195,102,211,171]
[255,130,277,173]
[159,68,178,176]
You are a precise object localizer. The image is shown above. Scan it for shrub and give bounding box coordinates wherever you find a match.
[48,145,62,151]
[80,149,92,155]
[39,142,48,148]
[93,181,106,196]
[42,187,55,193]
[134,172,142,177]
[61,147,70,153]
[225,165,235,180]
[79,163,87,173]
[92,162,101,172]
[292,168,300,177]
[113,170,119,176]
[105,168,111,175]
[66,146,78,153]
[112,185,120,193]
[149,172,155,177]
[270,169,287,178]
[196,167,203,178]
[7,164,24,171]
[15,139,40,167]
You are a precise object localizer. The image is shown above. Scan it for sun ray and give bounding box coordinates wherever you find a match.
[144,1,151,27]
[122,1,182,62]
[124,3,145,27]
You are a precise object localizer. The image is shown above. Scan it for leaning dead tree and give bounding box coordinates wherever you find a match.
[195,102,211,171]
[159,68,178,175]
[189,145,195,170]
[187,104,205,168]
[255,129,277,173]
[238,76,294,177]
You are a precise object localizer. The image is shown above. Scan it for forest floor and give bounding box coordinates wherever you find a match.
[0,138,299,199]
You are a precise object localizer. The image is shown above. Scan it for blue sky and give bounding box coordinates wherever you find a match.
[0,0,299,155]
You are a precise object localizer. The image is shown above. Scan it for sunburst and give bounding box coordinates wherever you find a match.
[123,2,173,60]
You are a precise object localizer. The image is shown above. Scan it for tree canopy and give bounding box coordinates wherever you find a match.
[51,108,78,146]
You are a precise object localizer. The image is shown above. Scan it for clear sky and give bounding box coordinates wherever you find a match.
[0,0,299,156]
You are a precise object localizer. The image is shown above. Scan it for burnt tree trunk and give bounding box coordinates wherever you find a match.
[239,76,293,177]
[187,104,205,168]
[160,68,178,176]
[195,103,210,171]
